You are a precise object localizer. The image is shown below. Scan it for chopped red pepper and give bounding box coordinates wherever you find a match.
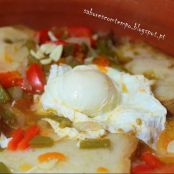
[67,27,92,38]
[67,27,95,46]
[132,163,154,174]
[7,128,24,151]
[0,71,23,88]
[141,151,163,169]
[17,125,40,150]
[36,29,50,44]
[153,164,174,173]
[46,40,68,46]
[26,64,45,93]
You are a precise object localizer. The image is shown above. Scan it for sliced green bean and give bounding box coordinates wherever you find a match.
[0,86,10,104]
[63,44,75,57]
[42,115,72,128]
[80,138,111,149]
[96,37,115,57]
[7,87,23,100]
[29,135,54,148]
[0,108,17,128]
[0,162,11,173]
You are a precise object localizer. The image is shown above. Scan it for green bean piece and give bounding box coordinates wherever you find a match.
[0,109,17,128]
[0,86,10,104]
[29,135,54,148]
[81,42,89,55]
[42,115,72,128]
[63,44,75,57]
[7,87,23,100]
[80,138,111,149]
[0,148,4,152]
[0,162,11,173]
[96,37,115,57]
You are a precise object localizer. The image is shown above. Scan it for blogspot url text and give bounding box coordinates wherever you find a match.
[83,8,166,40]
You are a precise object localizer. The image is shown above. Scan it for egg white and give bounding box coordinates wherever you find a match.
[40,64,166,146]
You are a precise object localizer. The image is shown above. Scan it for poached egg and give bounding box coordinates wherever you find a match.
[40,64,167,146]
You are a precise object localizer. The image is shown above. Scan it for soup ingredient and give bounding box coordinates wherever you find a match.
[7,87,23,100]
[67,27,94,46]
[0,26,34,43]
[38,152,66,162]
[8,125,40,150]
[132,163,153,174]
[0,134,11,149]
[132,151,163,174]
[40,64,166,146]
[41,115,72,128]
[36,29,50,44]
[8,128,24,150]
[26,63,45,93]
[141,151,163,168]
[42,64,119,117]
[0,108,17,128]
[0,133,137,173]
[79,138,111,149]
[30,42,63,65]
[19,163,33,172]
[0,85,10,103]
[120,42,174,115]
[67,27,92,38]
[96,36,115,57]
[0,42,29,73]
[93,56,110,67]
[96,167,109,173]
[0,162,11,173]
[154,79,174,115]
[0,71,23,88]
[17,125,40,150]
[29,135,54,148]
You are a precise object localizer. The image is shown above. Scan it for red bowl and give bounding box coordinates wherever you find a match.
[0,0,173,56]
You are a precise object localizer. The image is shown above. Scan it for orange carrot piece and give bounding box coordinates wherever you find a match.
[38,152,66,163]
[96,167,109,173]
[93,56,110,67]
[17,125,40,150]
[7,128,24,151]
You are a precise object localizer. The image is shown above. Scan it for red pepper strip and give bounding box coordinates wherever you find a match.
[7,128,24,151]
[67,27,95,46]
[46,40,68,46]
[67,27,92,37]
[17,125,40,150]
[132,163,154,174]
[0,71,23,88]
[26,64,45,93]
[153,164,174,173]
[141,151,163,169]
[36,29,50,44]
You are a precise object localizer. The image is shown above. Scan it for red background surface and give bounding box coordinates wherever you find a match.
[0,0,173,55]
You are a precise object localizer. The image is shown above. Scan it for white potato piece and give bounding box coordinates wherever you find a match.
[0,133,137,173]
[0,26,36,72]
[0,42,29,72]
[154,79,174,115]
[118,41,174,115]
[0,26,35,42]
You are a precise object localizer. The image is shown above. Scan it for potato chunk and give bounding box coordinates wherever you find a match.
[0,133,137,173]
